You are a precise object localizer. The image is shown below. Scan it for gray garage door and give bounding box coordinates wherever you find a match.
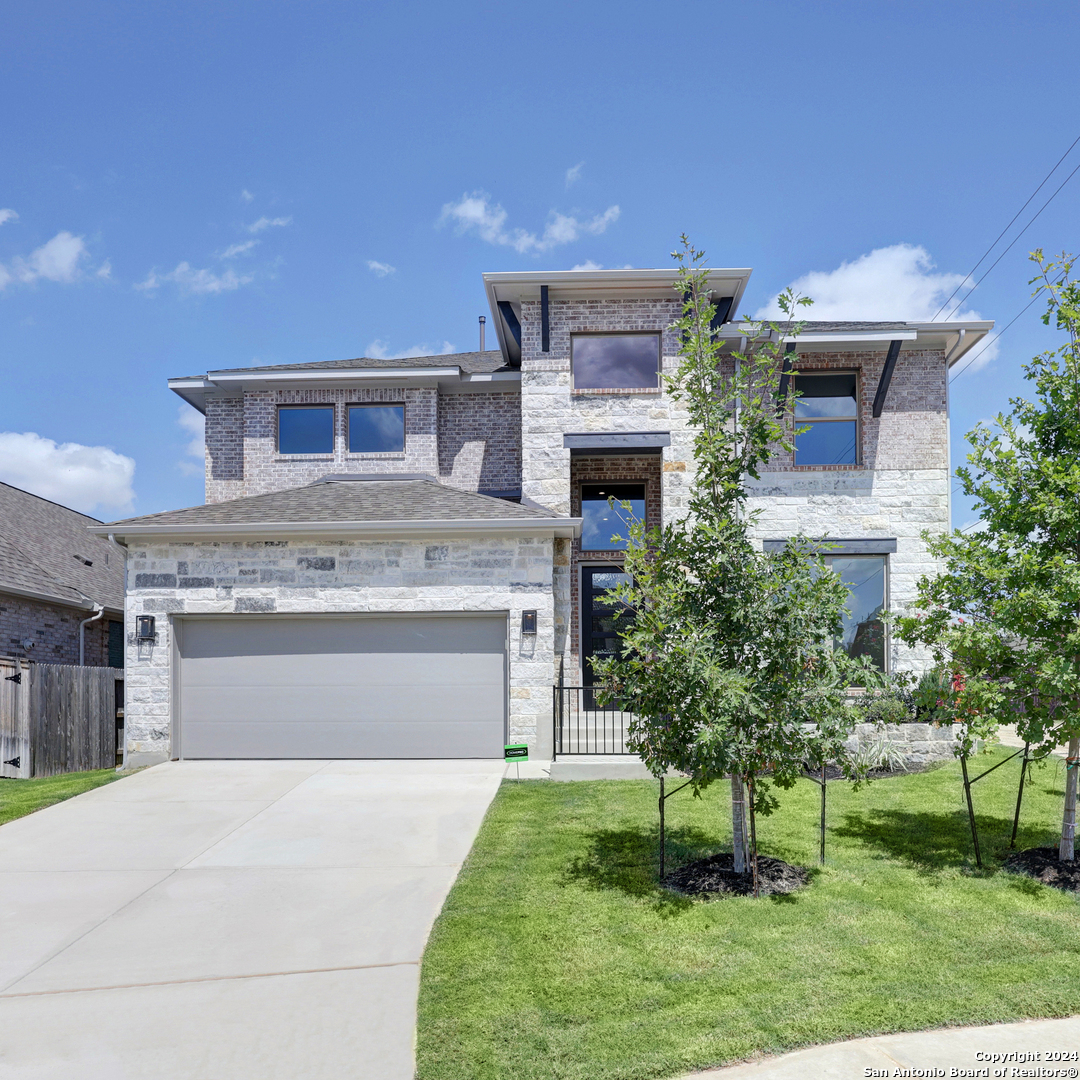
[176,615,507,759]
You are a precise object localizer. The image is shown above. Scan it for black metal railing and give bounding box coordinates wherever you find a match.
[553,686,635,757]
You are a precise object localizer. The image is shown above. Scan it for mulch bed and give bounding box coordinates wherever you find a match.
[664,853,809,897]
[1003,847,1080,893]
[803,765,916,781]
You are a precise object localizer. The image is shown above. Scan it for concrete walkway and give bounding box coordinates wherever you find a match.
[677,1015,1080,1077]
[0,759,505,1079]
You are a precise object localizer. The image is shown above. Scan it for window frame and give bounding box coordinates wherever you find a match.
[823,552,889,673]
[570,331,662,392]
[346,402,407,456]
[276,403,336,457]
[792,369,861,467]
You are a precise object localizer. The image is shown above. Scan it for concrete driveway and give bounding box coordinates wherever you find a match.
[0,759,505,1079]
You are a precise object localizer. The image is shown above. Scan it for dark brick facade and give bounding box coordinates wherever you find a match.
[0,593,116,667]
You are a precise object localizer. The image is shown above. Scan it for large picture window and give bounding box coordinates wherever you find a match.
[348,405,405,453]
[572,334,661,390]
[580,483,645,550]
[793,372,858,465]
[826,555,887,671]
[278,406,334,455]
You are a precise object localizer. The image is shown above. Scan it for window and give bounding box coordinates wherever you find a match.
[793,372,858,465]
[348,405,405,453]
[580,483,645,550]
[278,406,334,454]
[572,333,660,390]
[826,555,887,671]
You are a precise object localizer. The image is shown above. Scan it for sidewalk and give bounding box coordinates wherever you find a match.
[678,1015,1080,1078]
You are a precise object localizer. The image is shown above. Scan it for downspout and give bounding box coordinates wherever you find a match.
[79,604,105,667]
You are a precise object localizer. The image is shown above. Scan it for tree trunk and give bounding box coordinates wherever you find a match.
[1060,735,1079,861]
[730,774,750,873]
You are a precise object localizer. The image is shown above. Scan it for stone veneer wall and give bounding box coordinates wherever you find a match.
[0,593,112,666]
[124,535,556,764]
[437,391,522,493]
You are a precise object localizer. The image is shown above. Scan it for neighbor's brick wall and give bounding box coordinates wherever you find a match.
[0,593,112,666]
[124,534,556,763]
[437,391,522,493]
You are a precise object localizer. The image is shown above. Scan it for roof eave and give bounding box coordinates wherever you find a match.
[0,582,121,614]
[89,517,583,542]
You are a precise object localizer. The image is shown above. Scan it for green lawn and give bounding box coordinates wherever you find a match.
[417,749,1080,1080]
[0,768,122,826]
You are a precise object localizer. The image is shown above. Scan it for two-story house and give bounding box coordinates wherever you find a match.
[94,268,992,768]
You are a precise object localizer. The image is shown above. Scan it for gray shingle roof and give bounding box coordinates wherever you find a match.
[176,350,510,381]
[0,483,125,611]
[103,478,558,529]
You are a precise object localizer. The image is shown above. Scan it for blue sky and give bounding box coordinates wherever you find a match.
[1,1,1078,525]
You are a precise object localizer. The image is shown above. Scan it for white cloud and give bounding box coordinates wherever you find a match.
[0,431,135,515]
[246,215,292,233]
[367,259,396,277]
[365,338,457,360]
[240,189,254,202]
[96,259,112,279]
[565,161,585,188]
[219,240,258,259]
[571,260,603,271]
[177,406,205,477]
[0,208,18,226]
[439,191,620,254]
[754,243,998,372]
[137,262,253,296]
[1,231,90,290]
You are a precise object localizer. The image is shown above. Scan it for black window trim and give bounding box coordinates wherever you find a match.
[578,480,647,552]
[570,330,663,392]
[823,551,889,674]
[276,403,336,456]
[346,402,407,456]
[792,369,861,466]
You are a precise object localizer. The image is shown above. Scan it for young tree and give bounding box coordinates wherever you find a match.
[898,251,1080,860]
[594,238,880,893]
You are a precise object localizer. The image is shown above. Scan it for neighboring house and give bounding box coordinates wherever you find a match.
[96,268,992,767]
[0,482,125,667]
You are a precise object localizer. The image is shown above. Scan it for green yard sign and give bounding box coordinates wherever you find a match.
[504,744,529,762]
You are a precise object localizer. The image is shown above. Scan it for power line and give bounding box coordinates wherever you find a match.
[940,159,1080,320]
[932,133,1080,321]
[950,269,1068,383]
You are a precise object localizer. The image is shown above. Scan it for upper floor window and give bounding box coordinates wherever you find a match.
[793,372,858,465]
[571,333,661,390]
[580,483,645,550]
[278,405,334,455]
[348,405,405,453]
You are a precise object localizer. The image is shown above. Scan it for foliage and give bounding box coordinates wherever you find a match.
[0,768,121,826]
[593,238,883,888]
[417,754,1079,1080]
[849,735,907,775]
[848,677,916,726]
[897,250,1080,855]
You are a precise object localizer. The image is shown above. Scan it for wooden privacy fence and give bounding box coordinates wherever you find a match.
[0,658,123,779]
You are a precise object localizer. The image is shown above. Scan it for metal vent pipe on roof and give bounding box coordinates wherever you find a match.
[479,315,486,352]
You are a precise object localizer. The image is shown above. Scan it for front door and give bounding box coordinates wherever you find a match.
[581,568,631,703]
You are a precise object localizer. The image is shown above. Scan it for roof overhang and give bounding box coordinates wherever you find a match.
[484,267,753,367]
[169,367,521,414]
[729,321,993,363]
[0,582,121,614]
[89,518,582,543]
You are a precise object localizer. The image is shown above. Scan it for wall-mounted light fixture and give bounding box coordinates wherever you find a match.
[136,615,156,642]
[521,610,537,635]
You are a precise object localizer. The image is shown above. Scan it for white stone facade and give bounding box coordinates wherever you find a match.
[123,534,555,765]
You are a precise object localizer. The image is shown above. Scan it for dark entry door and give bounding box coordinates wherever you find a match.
[582,568,631,700]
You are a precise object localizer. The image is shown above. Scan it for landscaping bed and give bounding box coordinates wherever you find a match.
[1004,847,1080,893]
[665,852,807,897]
[417,748,1080,1080]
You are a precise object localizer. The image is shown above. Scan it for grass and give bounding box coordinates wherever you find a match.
[0,768,122,826]
[417,748,1080,1080]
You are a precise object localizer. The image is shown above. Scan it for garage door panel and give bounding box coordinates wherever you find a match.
[180,721,503,759]
[178,616,507,759]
